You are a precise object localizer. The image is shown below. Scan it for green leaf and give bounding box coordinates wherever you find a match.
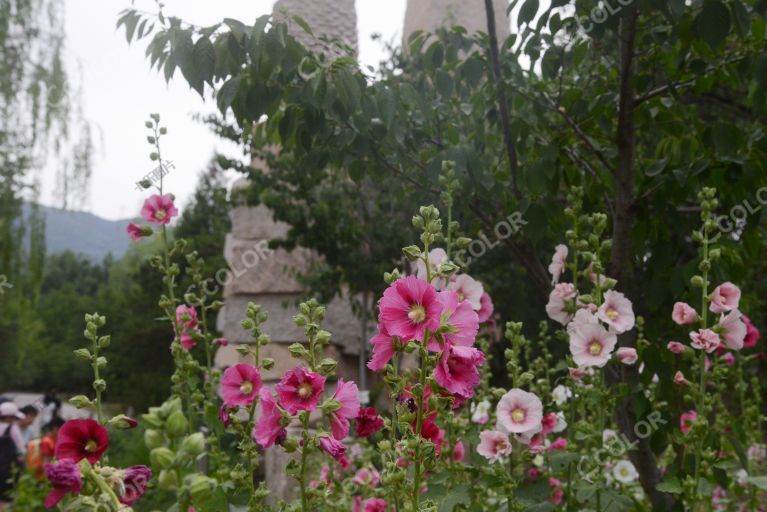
[656,476,684,494]
[438,485,470,512]
[747,475,767,491]
[292,15,313,35]
[435,70,453,97]
[695,0,731,49]
[193,37,216,86]
[217,75,241,114]
[519,0,540,26]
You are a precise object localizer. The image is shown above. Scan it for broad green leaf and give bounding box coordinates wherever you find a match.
[747,475,767,490]
[695,0,731,49]
[217,75,241,114]
[193,36,216,87]
[519,0,540,26]
[656,476,683,494]
[438,485,470,512]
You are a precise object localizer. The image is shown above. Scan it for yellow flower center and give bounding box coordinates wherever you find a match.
[511,408,526,423]
[606,307,618,320]
[588,340,602,355]
[496,440,509,452]
[298,382,313,398]
[155,209,167,220]
[408,304,426,324]
[240,380,253,395]
[85,440,98,452]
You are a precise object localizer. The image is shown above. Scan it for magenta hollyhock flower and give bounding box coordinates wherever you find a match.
[379,276,441,341]
[477,430,512,463]
[548,244,568,285]
[549,437,568,452]
[319,436,346,462]
[367,324,398,372]
[361,497,387,512]
[569,322,617,368]
[477,292,494,323]
[742,315,760,348]
[44,460,82,508]
[176,304,197,331]
[140,194,178,225]
[120,465,152,506]
[215,337,228,346]
[353,467,381,487]
[672,302,698,325]
[452,440,466,462]
[680,410,698,435]
[220,363,262,407]
[550,478,564,505]
[615,347,638,365]
[540,412,558,436]
[218,406,231,427]
[720,352,735,366]
[253,388,285,448]
[718,310,746,350]
[420,418,445,453]
[496,389,543,434]
[674,371,690,386]
[415,247,448,289]
[667,341,686,354]
[597,291,635,334]
[55,419,109,464]
[434,345,485,401]
[546,283,577,325]
[329,378,361,440]
[690,329,721,353]
[709,282,741,313]
[276,367,326,414]
[355,407,384,438]
[427,290,479,351]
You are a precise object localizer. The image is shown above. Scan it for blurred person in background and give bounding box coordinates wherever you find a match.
[25,417,65,479]
[16,405,39,456]
[0,403,25,510]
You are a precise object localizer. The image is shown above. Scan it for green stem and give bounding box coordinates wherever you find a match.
[692,217,710,500]
[299,413,310,512]
[411,342,429,510]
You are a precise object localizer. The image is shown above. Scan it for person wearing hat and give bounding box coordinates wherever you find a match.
[0,402,25,508]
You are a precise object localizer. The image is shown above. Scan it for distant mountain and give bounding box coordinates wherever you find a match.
[23,203,133,261]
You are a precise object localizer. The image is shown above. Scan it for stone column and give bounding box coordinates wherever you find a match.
[403,0,510,42]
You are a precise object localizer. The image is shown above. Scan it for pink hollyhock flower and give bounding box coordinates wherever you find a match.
[379,276,442,341]
[690,329,721,353]
[179,334,196,350]
[218,406,231,427]
[353,468,381,487]
[477,292,494,323]
[415,247,448,289]
[546,283,577,325]
[215,337,228,346]
[446,274,484,310]
[550,478,564,505]
[569,322,617,368]
[674,371,690,387]
[709,282,741,313]
[253,388,285,448]
[720,352,735,366]
[140,194,178,225]
[667,341,686,354]
[568,367,587,381]
[434,345,486,401]
[120,465,152,506]
[672,302,698,325]
[549,437,568,451]
[176,304,197,331]
[276,367,326,414]
[548,244,568,284]
[477,430,512,463]
[527,467,541,480]
[329,379,360,440]
[220,363,262,408]
[597,291,635,334]
[428,290,479,351]
[680,410,697,435]
[742,315,760,348]
[420,418,445,450]
[718,310,746,350]
[55,419,109,464]
[367,324,397,371]
[360,498,387,512]
[355,407,384,438]
[541,412,558,435]
[615,347,638,365]
[452,440,466,462]
[126,223,152,241]
[319,436,346,463]
[44,460,82,508]
[496,389,543,434]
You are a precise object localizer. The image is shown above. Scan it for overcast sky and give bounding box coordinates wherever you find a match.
[42,0,408,220]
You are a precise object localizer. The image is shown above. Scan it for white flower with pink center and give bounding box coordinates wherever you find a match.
[615,347,638,365]
[709,282,741,314]
[597,290,635,334]
[415,248,448,289]
[495,389,543,434]
[447,274,484,311]
[718,310,746,350]
[476,430,512,463]
[569,322,617,368]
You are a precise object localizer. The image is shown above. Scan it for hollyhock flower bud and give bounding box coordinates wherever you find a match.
[120,465,152,506]
[548,244,568,285]
[140,194,178,225]
[690,329,721,353]
[181,433,206,456]
[55,419,109,464]
[355,407,384,438]
[150,447,175,469]
[568,367,587,381]
[189,475,216,502]
[126,223,153,241]
[477,430,512,463]
[720,352,735,366]
[615,347,638,365]
[496,389,543,434]
[667,341,686,354]
[319,436,346,463]
[44,460,82,508]
[742,315,760,348]
[709,282,741,313]
[452,440,466,462]
[549,437,568,452]
[672,302,698,325]
[673,371,690,387]
[550,478,564,505]
[680,410,698,435]
[477,292,494,323]
[165,411,189,437]
[108,414,138,430]
[215,338,228,346]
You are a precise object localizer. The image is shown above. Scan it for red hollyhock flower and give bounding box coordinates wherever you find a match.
[55,419,109,464]
[355,407,384,438]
